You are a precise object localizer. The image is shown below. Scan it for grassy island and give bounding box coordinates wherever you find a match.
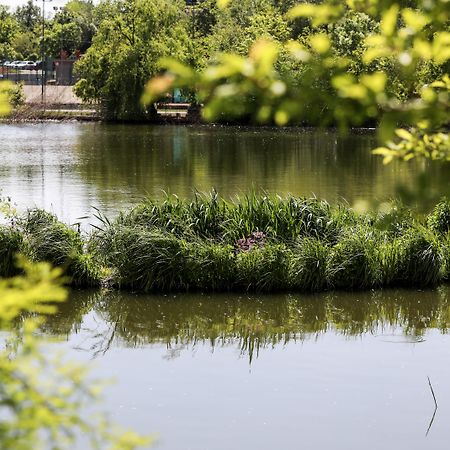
[1,193,450,293]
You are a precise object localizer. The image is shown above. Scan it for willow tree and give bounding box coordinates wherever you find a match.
[74,0,189,120]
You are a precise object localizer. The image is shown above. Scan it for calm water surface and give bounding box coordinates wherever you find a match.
[43,288,450,450]
[2,122,450,449]
[1,123,449,227]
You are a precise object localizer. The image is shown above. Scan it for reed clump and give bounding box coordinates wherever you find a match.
[0,225,23,277]
[427,199,450,235]
[3,194,450,293]
[326,228,381,289]
[0,208,101,287]
[289,237,328,292]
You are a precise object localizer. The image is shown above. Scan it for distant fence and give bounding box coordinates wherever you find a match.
[0,60,77,86]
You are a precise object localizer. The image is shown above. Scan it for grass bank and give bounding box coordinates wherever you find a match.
[1,194,450,292]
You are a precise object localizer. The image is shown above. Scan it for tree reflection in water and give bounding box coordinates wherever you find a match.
[41,287,450,363]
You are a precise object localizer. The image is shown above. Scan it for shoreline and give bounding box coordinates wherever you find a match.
[0,109,378,132]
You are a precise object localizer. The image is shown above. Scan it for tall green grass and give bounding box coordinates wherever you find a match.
[21,209,100,287]
[289,237,328,292]
[0,225,23,277]
[2,196,450,293]
[427,199,450,235]
[326,228,381,290]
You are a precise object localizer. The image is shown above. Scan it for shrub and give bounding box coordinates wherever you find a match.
[289,237,329,292]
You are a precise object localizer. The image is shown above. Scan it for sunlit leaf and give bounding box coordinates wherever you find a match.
[141,74,175,105]
[309,34,331,54]
[380,5,399,37]
[402,9,430,32]
[395,128,413,140]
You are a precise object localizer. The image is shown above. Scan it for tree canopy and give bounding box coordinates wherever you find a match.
[74,0,190,120]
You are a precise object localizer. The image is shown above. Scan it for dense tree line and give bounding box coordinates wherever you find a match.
[0,0,448,125]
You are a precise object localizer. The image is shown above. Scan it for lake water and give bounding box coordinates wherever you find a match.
[1,123,449,228]
[2,122,450,449]
[47,288,450,450]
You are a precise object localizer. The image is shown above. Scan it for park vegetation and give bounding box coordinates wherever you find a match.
[0,1,448,150]
[2,194,450,293]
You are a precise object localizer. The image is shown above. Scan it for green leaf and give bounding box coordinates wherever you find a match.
[380,5,399,37]
[309,34,331,54]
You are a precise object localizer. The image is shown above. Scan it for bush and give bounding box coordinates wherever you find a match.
[5,82,25,108]
[289,237,329,292]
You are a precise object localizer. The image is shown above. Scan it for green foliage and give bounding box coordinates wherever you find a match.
[94,225,187,291]
[44,21,83,57]
[326,228,380,289]
[23,210,101,287]
[3,196,450,292]
[0,226,23,277]
[14,0,40,30]
[289,237,328,292]
[184,240,235,290]
[5,82,25,108]
[206,0,291,56]
[0,81,13,116]
[0,6,19,60]
[235,243,290,291]
[144,0,449,157]
[0,260,151,449]
[224,194,336,242]
[74,0,189,120]
[427,198,450,234]
[23,209,83,265]
[388,228,442,287]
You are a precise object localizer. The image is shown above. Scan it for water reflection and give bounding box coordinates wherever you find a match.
[1,124,450,226]
[72,125,412,204]
[41,287,450,362]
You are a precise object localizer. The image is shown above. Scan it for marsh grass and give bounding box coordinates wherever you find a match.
[2,196,450,292]
[99,226,188,292]
[289,237,328,292]
[372,203,415,238]
[427,199,450,235]
[184,241,235,291]
[388,228,443,287]
[235,244,290,292]
[326,228,382,289]
[21,209,100,287]
[223,194,337,243]
[0,225,23,277]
